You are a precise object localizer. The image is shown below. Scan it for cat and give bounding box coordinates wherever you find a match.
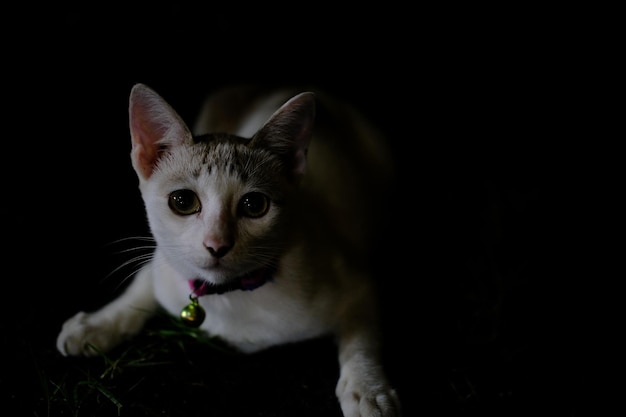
[56,83,402,417]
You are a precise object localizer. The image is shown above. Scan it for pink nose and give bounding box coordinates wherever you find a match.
[206,244,232,258]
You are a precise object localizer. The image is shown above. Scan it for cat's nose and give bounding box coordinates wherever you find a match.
[206,244,232,258]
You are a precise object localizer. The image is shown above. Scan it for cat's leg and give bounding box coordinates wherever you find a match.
[335,297,402,417]
[56,265,158,357]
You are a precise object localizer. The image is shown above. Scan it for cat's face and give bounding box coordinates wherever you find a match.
[128,84,314,287]
[141,136,292,285]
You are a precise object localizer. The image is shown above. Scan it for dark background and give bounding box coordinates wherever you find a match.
[2,4,605,417]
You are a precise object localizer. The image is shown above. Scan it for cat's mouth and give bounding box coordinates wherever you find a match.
[189,266,275,296]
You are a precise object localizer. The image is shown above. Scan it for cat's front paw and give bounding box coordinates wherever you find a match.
[336,373,402,417]
[56,311,121,357]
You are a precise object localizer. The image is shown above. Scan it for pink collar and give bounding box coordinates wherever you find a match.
[188,267,273,296]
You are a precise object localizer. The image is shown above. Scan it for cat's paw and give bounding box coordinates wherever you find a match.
[56,311,121,357]
[336,374,402,417]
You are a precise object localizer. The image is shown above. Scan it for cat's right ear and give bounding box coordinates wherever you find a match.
[129,83,193,181]
[251,92,316,183]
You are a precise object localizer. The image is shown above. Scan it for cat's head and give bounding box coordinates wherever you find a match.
[128,84,315,286]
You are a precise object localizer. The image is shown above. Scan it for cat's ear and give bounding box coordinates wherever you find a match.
[128,83,193,181]
[251,92,315,182]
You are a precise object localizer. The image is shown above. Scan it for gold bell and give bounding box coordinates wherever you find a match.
[180,296,206,327]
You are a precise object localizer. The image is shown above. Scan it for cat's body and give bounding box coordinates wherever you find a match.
[57,84,401,416]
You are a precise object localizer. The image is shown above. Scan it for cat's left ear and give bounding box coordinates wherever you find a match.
[129,83,193,181]
[251,92,315,182]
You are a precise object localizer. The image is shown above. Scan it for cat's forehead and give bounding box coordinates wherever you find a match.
[193,132,249,146]
[152,134,281,189]
[160,140,247,176]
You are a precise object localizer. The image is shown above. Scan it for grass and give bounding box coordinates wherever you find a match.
[33,312,245,417]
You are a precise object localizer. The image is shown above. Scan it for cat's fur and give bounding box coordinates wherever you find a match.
[56,83,401,417]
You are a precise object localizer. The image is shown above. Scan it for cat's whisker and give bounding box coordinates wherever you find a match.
[104,235,156,246]
[113,245,158,255]
[110,256,155,291]
[101,252,154,285]
[247,256,284,271]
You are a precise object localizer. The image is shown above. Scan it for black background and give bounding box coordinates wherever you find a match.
[2,4,604,417]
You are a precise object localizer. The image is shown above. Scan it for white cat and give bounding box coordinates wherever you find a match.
[56,83,401,417]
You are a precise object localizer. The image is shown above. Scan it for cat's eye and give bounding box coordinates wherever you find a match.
[168,189,201,215]
[238,192,270,218]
